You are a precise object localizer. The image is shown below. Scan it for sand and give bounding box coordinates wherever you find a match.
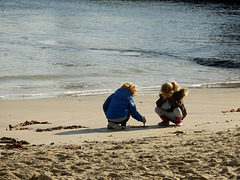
[0,88,240,179]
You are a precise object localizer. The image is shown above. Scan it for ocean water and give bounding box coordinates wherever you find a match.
[0,0,240,99]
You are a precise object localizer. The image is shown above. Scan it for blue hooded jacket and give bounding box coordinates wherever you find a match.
[103,88,143,122]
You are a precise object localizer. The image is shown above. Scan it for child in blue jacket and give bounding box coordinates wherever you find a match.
[103,82,146,130]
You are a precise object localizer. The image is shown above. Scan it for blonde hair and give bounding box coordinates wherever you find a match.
[161,81,179,98]
[121,82,138,96]
[171,81,179,91]
[181,88,189,98]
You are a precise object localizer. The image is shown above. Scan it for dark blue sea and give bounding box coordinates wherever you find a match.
[0,0,240,99]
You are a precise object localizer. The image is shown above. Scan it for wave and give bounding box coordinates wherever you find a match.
[1,81,240,100]
[52,63,97,67]
[0,89,115,100]
[90,48,240,69]
[193,58,240,68]
[52,63,77,67]
[89,47,169,56]
[190,81,240,88]
[129,68,145,73]
[0,93,52,100]
[0,75,74,81]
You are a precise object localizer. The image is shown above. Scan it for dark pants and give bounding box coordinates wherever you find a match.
[108,114,130,126]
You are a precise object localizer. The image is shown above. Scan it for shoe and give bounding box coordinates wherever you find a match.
[108,122,124,130]
[175,116,183,126]
[107,124,114,129]
[158,115,170,126]
[158,121,169,126]
[175,121,183,126]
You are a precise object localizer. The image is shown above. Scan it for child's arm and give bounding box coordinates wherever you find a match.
[156,94,164,107]
[102,94,112,114]
[168,96,182,108]
[129,99,144,122]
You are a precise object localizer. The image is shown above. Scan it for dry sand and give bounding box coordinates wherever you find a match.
[0,88,240,179]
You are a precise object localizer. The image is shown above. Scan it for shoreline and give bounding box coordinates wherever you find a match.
[1,80,240,100]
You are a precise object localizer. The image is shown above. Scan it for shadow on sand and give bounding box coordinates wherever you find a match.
[54,124,177,136]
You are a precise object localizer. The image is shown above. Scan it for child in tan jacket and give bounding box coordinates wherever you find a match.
[155,81,188,126]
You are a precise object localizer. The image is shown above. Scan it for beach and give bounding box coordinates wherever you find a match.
[0,88,240,179]
[1,0,240,179]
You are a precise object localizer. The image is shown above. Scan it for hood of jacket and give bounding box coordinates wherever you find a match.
[113,88,133,101]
